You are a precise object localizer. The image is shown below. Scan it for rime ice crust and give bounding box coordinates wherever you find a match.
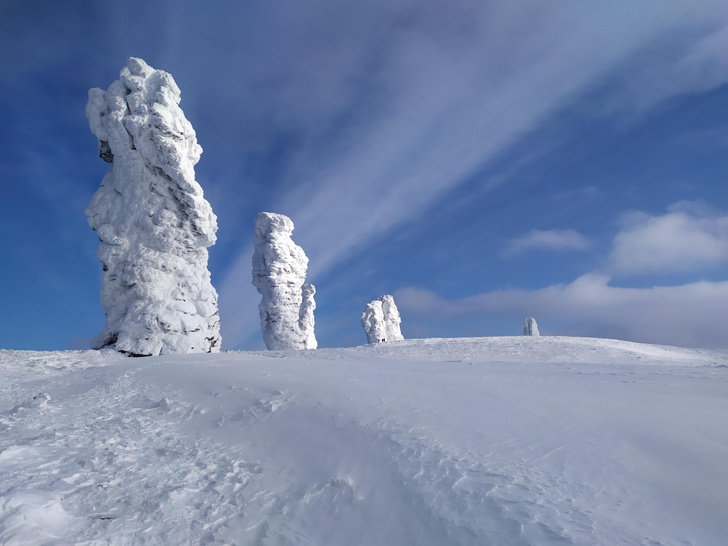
[85,57,221,356]
[252,212,317,350]
[523,317,540,336]
[361,295,404,344]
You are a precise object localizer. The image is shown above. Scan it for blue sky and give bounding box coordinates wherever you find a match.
[1,0,727,351]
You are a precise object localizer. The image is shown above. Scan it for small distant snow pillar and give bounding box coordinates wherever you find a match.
[252,212,317,350]
[361,295,404,344]
[523,317,540,336]
[85,57,221,356]
[300,283,317,349]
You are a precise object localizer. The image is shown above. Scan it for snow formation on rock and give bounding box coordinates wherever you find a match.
[252,212,317,350]
[523,317,540,336]
[361,295,404,344]
[85,57,221,356]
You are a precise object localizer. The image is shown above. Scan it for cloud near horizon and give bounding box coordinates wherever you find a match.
[395,274,728,349]
[397,201,728,349]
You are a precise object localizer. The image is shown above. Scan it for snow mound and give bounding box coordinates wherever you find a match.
[332,335,727,366]
[360,294,404,343]
[252,212,316,349]
[85,57,221,356]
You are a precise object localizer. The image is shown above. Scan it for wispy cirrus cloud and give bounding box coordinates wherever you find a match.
[277,2,728,279]
[600,11,728,117]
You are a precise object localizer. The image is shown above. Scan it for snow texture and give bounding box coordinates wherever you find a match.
[361,295,404,344]
[1,337,727,545]
[85,57,221,356]
[252,212,317,350]
[523,317,540,336]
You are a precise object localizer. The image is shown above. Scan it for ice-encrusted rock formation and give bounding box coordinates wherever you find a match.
[252,212,317,350]
[85,57,221,356]
[523,317,540,336]
[361,295,404,344]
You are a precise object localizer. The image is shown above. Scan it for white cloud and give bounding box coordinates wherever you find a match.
[610,206,728,276]
[505,229,589,255]
[395,274,728,349]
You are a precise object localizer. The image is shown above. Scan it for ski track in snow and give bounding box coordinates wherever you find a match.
[1,337,727,545]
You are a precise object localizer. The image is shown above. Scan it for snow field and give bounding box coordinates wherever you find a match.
[1,337,727,545]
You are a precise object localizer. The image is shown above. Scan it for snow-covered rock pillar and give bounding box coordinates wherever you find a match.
[523,317,540,336]
[85,57,221,356]
[361,295,404,344]
[252,212,317,350]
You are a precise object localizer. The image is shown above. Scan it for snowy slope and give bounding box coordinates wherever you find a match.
[1,337,727,545]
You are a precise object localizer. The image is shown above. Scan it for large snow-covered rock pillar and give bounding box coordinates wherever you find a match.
[523,317,540,336]
[252,212,317,350]
[85,57,221,356]
[361,295,404,344]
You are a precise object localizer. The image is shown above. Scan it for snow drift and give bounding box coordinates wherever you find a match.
[85,57,221,356]
[252,212,316,349]
[361,294,404,343]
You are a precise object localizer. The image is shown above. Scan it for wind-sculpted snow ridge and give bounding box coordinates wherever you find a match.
[252,212,316,350]
[361,295,404,344]
[523,317,540,336]
[85,57,221,356]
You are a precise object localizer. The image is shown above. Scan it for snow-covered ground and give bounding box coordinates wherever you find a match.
[1,337,727,545]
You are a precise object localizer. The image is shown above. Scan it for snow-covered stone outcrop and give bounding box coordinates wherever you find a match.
[85,57,221,356]
[361,295,404,344]
[252,212,317,350]
[523,317,540,336]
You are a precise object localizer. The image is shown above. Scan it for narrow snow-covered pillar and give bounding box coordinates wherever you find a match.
[523,317,540,336]
[252,212,317,350]
[86,57,221,356]
[361,295,404,344]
